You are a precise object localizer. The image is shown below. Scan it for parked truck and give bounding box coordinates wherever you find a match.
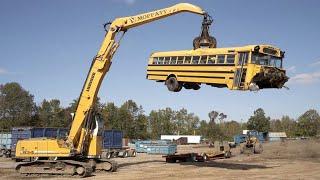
[101,130,136,159]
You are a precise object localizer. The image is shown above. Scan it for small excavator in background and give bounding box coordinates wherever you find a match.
[14,3,215,177]
[240,130,263,154]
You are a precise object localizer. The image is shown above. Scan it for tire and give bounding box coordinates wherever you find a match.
[132,150,136,157]
[224,151,231,158]
[166,76,181,92]
[123,151,128,158]
[202,154,209,161]
[192,84,201,90]
[254,143,263,154]
[107,152,112,159]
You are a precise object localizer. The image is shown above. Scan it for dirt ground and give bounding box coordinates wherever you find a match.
[1,140,320,179]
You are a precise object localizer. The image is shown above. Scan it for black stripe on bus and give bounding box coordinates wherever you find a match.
[148,64,236,67]
[178,75,226,79]
[147,73,227,79]
[147,69,234,73]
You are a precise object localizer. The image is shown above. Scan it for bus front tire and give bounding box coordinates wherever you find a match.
[166,77,182,92]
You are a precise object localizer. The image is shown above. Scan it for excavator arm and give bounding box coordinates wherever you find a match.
[67,3,207,154]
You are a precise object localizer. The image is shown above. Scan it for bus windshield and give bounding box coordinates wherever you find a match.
[251,53,282,68]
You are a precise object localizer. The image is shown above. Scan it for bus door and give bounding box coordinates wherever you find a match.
[233,52,249,89]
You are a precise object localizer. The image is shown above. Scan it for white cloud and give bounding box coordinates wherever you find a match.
[289,71,320,84]
[286,66,296,73]
[112,0,136,5]
[0,68,8,74]
[309,60,320,67]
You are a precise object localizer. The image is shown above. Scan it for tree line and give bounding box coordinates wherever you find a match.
[0,82,319,140]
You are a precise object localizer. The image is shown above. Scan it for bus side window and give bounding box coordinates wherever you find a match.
[153,57,158,64]
[170,57,177,64]
[164,57,170,64]
[177,56,184,64]
[200,56,208,64]
[217,55,225,64]
[192,56,200,64]
[184,56,191,64]
[226,55,235,64]
[158,57,164,64]
[208,56,216,64]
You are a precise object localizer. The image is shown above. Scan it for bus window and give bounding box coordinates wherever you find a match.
[184,56,191,64]
[208,56,216,64]
[164,57,170,64]
[170,56,177,64]
[226,55,235,64]
[177,56,184,64]
[217,55,225,64]
[192,56,200,64]
[153,57,158,64]
[200,56,208,64]
[158,57,164,64]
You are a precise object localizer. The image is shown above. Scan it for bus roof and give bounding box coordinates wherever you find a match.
[151,44,283,57]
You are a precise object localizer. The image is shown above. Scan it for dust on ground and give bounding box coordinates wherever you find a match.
[1,140,319,180]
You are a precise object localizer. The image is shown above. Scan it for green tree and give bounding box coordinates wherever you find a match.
[297,109,320,137]
[38,99,70,127]
[148,108,175,139]
[280,115,298,137]
[247,108,270,132]
[0,82,37,129]
[101,102,119,129]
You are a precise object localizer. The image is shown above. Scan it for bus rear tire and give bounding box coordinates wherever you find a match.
[166,77,182,92]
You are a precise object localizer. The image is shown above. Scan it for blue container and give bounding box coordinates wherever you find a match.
[146,144,177,155]
[103,130,123,149]
[135,140,152,153]
[32,127,68,138]
[32,127,45,138]
[11,127,33,153]
[135,140,174,153]
[0,132,12,149]
[11,127,69,155]
[234,134,246,145]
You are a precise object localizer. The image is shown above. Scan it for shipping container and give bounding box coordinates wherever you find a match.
[32,127,68,138]
[146,144,177,155]
[103,130,123,149]
[101,130,136,159]
[0,132,11,149]
[0,131,12,157]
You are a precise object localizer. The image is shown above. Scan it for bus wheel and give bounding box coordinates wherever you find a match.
[192,84,201,90]
[166,77,181,92]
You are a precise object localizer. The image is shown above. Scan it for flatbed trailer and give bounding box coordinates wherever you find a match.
[163,153,206,163]
[102,147,136,159]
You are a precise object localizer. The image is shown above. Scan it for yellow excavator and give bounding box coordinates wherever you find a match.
[14,3,213,177]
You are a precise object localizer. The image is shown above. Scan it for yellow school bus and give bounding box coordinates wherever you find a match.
[146,45,288,92]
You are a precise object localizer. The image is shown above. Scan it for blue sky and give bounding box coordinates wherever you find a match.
[0,0,319,122]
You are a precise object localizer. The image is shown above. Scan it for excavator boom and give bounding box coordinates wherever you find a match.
[15,3,210,176]
[67,3,206,155]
